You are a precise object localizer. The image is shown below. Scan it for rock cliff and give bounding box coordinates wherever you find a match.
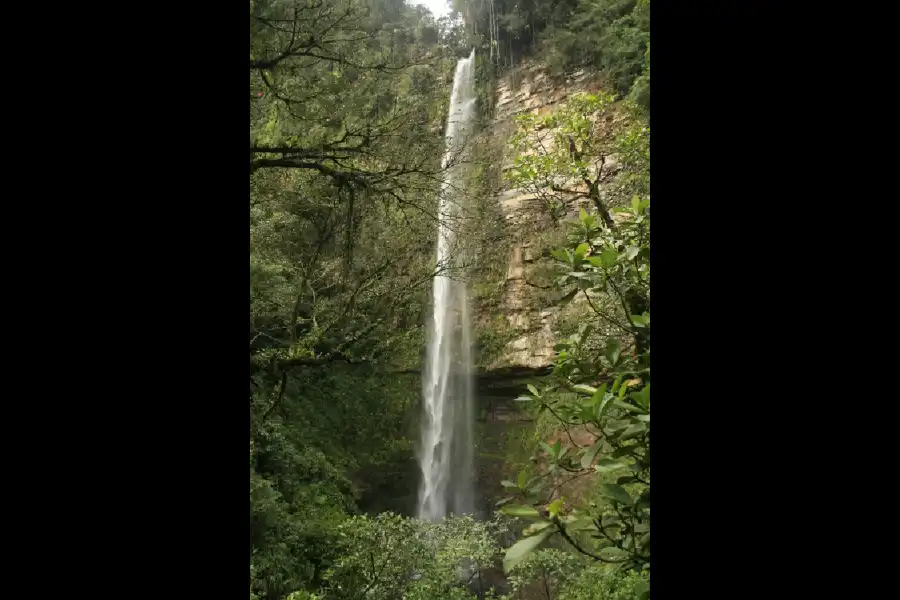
[475,63,607,371]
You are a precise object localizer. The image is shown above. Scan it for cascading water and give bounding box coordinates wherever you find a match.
[417,49,477,522]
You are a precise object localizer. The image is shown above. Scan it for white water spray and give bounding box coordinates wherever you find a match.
[417,50,477,521]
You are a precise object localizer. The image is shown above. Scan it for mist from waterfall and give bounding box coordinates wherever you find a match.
[417,49,477,522]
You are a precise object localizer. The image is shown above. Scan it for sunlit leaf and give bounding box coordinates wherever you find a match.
[573,383,597,395]
[593,458,627,471]
[518,470,528,489]
[503,528,554,573]
[522,520,553,536]
[547,498,564,517]
[500,505,541,518]
[575,242,590,258]
[581,440,603,469]
[599,250,618,268]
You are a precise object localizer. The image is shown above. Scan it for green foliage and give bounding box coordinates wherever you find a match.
[558,566,649,600]
[504,549,649,600]
[507,92,622,225]
[542,0,649,100]
[496,91,650,577]
[451,0,649,109]
[506,549,584,598]
[452,0,580,68]
[626,44,649,112]
[249,2,475,598]
[320,513,507,600]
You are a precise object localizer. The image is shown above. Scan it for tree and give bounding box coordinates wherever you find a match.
[319,513,507,600]
[249,2,471,598]
[496,92,650,589]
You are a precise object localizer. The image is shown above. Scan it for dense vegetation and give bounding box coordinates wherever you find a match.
[249,1,649,599]
[453,0,649,109]
[498,92,650,586]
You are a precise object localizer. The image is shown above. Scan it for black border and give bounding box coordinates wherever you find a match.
[101,2,249,597]
[652,2,841,595]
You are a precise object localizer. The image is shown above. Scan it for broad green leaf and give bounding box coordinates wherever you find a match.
[599,249,618,268]
[590,383,608,405]
[605,339,622,366]
[614,400,646,414]
[574,242,590,258]
[610,375,625,393]
[600,484,633,505]
[540,441,556,457]
[597,392,615,420]
[593,458,626,471]
[581,440,603,469]
[620,424,646,440]
[547,498,564,517]
[612,445,640,458]
[579,207,589,222]
[625,245,640,260]
[630,384,650,409]
[522,520,553,536]
[606,420,631,434]
[630,313,650,328]
[550,248,569,263]
[500,505,541,518]
[501,480,518,488]
[527,384,541,397]
[517,470,528,489]
[632,196,641,213]
[573,383,597,395]
[580,403,596,422]
[636,414,650,422]
[503,528,554,573]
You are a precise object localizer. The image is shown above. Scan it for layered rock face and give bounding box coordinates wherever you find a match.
[482,64,603,371]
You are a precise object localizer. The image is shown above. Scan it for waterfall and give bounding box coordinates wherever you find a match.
[417,49,477,522]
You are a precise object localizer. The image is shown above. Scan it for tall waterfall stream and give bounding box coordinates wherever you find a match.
[416,49,478,521]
